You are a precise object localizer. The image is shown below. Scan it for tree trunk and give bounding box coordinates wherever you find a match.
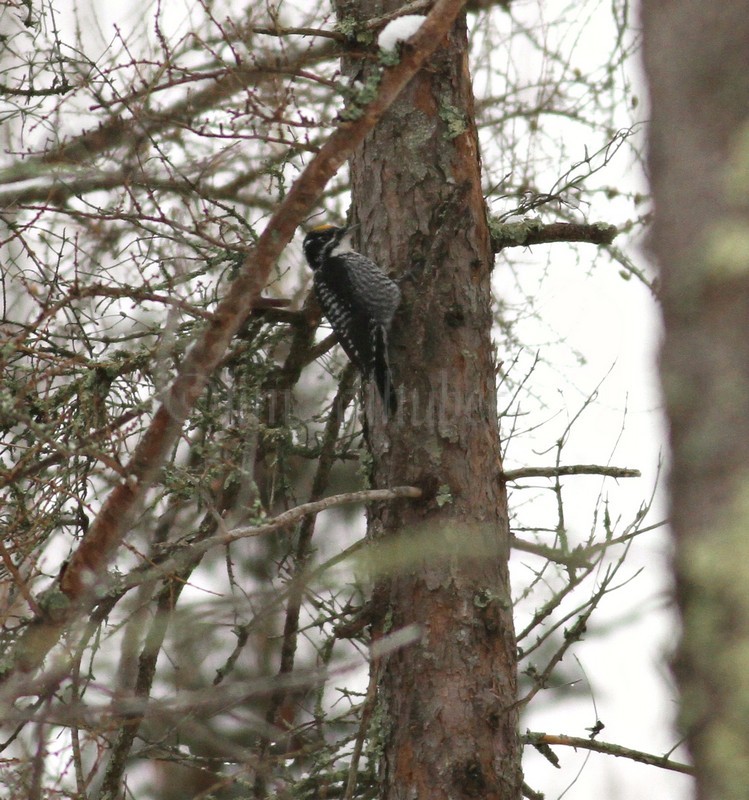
[643,3,749,797]
[337,3,521,798]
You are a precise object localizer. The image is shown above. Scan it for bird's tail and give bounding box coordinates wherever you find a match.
[373,325,397,417]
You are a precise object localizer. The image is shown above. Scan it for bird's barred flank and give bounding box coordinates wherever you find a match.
[303,225,400,415]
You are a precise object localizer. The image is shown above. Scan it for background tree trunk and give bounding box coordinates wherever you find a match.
[643,3,749,797]
[338,3,522,798]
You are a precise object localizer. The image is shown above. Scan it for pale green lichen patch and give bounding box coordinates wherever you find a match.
[438,103,468,140]
[339,71,383,121]
[488,216,543,246]
[39,586,72,622]
[436,484,453,507]
[704,219,749,278]
[703,121,749,279]
[335,16,373,45]
[724,122,749,204]
[378,48,400,67]
[678,471,749,789]
[680,473,749,594]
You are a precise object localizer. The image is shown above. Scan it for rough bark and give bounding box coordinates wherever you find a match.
[337,3,521,798]
[642,3,749,797]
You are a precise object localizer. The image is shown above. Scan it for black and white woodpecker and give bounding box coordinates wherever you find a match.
[302,224,401,415]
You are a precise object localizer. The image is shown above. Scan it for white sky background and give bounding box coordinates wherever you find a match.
[44,0,691,797]
[483,4,691,798]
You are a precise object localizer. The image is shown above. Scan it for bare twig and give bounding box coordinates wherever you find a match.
[0,81,72,98]
[344,663,378,800]
[0,542,42,617]
[510,536,592,568]
[117,486,423,592]
[504,464,640,481]
[523,731,693,776]
[224,487,422,544]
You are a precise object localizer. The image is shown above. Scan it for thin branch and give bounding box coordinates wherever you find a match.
[491,221,618,253]
[510,536,592,568]
[523,731,694,776]
[250,25,346,41]
[0,81,72,98]
[344,664,378,800]
[104,487,422,597]
[223,487,422,545]
[504,464,640,481]
[522,782,545,800]
[515,558,632,708]
[0,542,42,617]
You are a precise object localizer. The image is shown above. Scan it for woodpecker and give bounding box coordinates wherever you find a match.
[303,224,401,415]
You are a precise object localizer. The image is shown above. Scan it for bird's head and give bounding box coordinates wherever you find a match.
[302,224,355,269]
